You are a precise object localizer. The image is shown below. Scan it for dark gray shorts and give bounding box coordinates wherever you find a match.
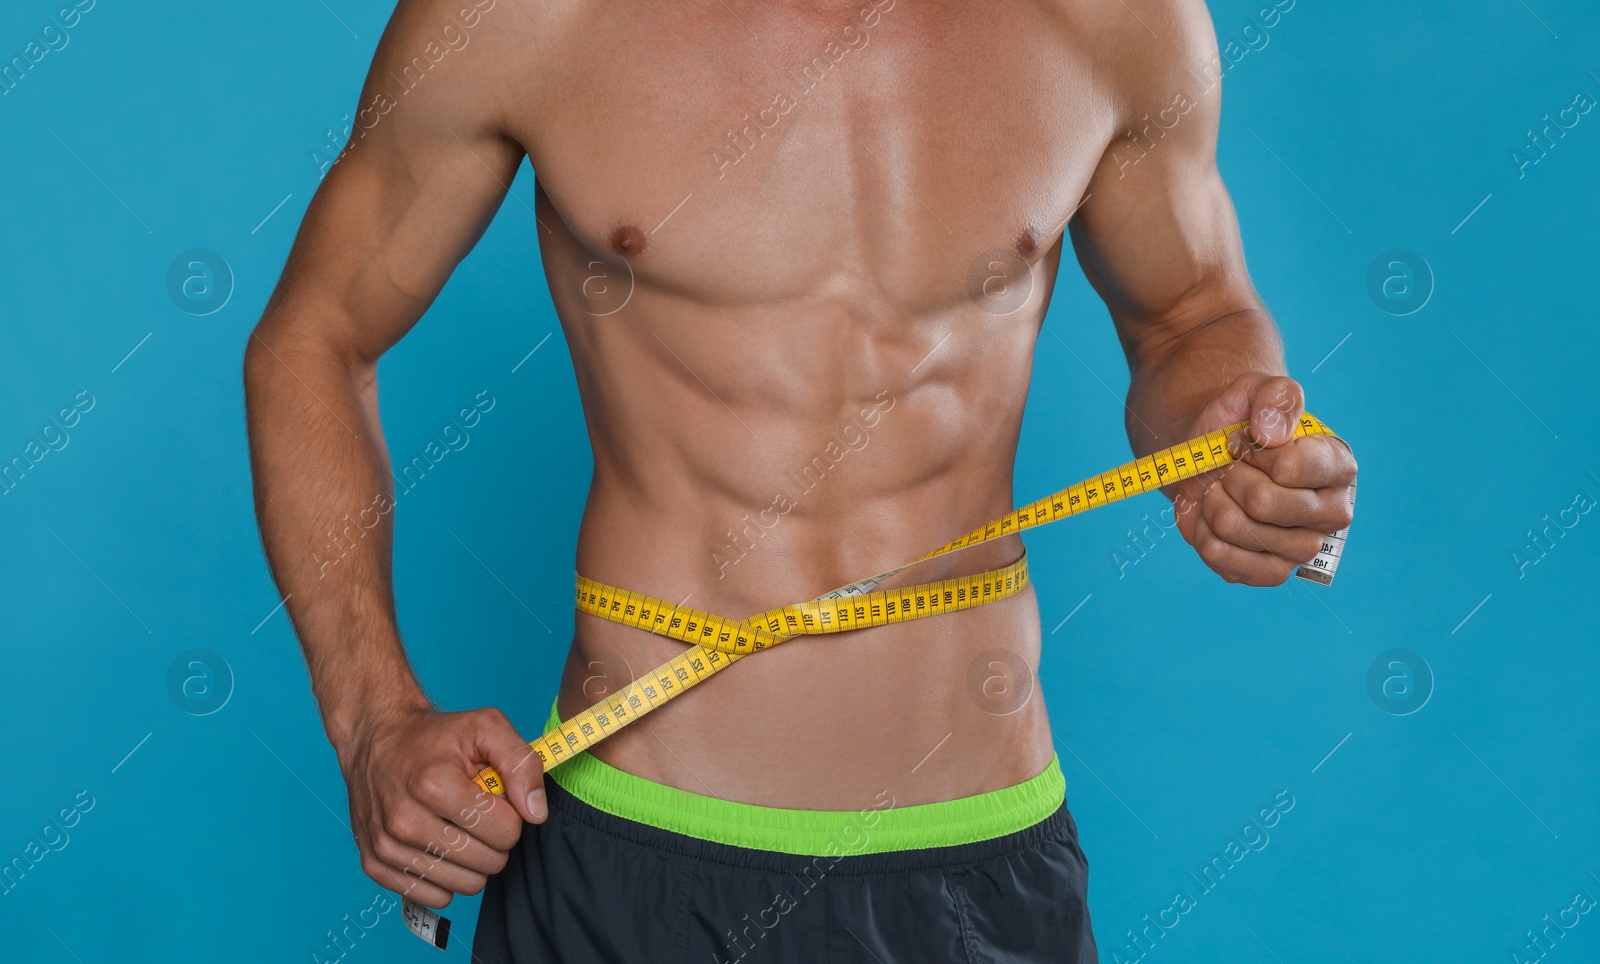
[473,775,1098,963]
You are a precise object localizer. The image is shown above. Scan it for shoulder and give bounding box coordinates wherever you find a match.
[1086,0,1303,123]
[1068,0,1224,128]
[364,0,577,134]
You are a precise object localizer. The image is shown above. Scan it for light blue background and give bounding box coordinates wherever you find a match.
[2,1,1597,961]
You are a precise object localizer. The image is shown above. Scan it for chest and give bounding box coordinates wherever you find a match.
[512,0,1117,312]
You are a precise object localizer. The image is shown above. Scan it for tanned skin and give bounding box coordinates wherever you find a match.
[245,0,1355,910]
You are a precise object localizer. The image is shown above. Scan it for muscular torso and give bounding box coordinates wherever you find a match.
[497,0,1137,808]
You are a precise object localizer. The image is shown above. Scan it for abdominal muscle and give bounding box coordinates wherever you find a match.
[557,575,1054,812]
[550,298,1059,813]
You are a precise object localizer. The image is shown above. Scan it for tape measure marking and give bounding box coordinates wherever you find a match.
[401,414,1349,947]
[1294,475,1356,586]
[471,413,1345,792]
[401,897,449,950]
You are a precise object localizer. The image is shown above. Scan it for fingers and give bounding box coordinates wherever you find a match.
[405,752,522,853]
[1178,464,1337,586]
[469,707,549,826]
[1181,375,1354,586]
[343,706,545,909]
[1201,484,1324,564]
[1188,507,1302,587]
[1220,461,1354,531]
[357,786,510,906]
[1208,372,1302,445]
[361,852,457,909]
[1243,375,1304,449]
[453,778,523,853]
[388,789,512,876]
[363,828,488,905]
[1237,434,1357,490]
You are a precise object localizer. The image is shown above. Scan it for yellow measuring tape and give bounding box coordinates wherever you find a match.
[472,412,1348,794]
[403,413,1349,948]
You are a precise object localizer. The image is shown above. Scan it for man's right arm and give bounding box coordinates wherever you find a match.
[243,0,546,908]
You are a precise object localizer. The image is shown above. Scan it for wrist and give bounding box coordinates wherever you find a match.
[323,681,433,765]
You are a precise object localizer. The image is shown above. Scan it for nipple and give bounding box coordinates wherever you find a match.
[1015,226,1040,258]
[610,224,647,258]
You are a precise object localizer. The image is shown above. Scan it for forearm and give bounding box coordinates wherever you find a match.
[1123,305,1286,456]
[244,322,430,758]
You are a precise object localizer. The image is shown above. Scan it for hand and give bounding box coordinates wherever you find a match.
[337,704,547,908]
[1170,372,1356,586]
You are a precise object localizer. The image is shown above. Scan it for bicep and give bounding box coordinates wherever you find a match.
[1067,2,1257,357]
[260,0,526,364]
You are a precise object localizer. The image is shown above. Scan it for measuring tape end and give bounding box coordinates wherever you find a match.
[401,897,451,950]
[1294,565,1334,587]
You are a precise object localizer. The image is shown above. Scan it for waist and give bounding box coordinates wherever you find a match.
[541,698,1067,856]
[562,579,1052,807]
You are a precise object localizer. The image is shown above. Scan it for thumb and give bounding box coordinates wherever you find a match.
[470,708,548,825]
[1243,375,1304,451]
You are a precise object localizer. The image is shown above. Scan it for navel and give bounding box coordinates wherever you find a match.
[610,224,647,258]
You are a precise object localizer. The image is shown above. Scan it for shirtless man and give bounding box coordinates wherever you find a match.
[244,0,1355,959]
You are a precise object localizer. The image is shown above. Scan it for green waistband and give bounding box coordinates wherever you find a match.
[542,700,1065,856]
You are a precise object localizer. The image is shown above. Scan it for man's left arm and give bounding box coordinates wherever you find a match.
[1065,0,1354,586]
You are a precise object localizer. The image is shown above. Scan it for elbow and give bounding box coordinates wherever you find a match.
[242,322,286,413]
[242,325,270,408]
[241,316,376,421]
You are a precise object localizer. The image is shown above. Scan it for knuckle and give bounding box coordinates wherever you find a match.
[1274,449,1306,485]
[488,813,525,851]
[437,823,468,852]
[1329,439,1357,473]
[407,853,437,877]
[1241,485,1274,519]
[372,832,407,865]
[359,855,386,883]
[459,798,493,829]
[1203,502,1228,541]
[477,828,512,856]
[460,872,490,897]
[485,848,510,874]
[1316,497,1352,531]
[1216,499,1250,540]
[386,807,426,844]
[413,768,450,805]
[476,706,511,728]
